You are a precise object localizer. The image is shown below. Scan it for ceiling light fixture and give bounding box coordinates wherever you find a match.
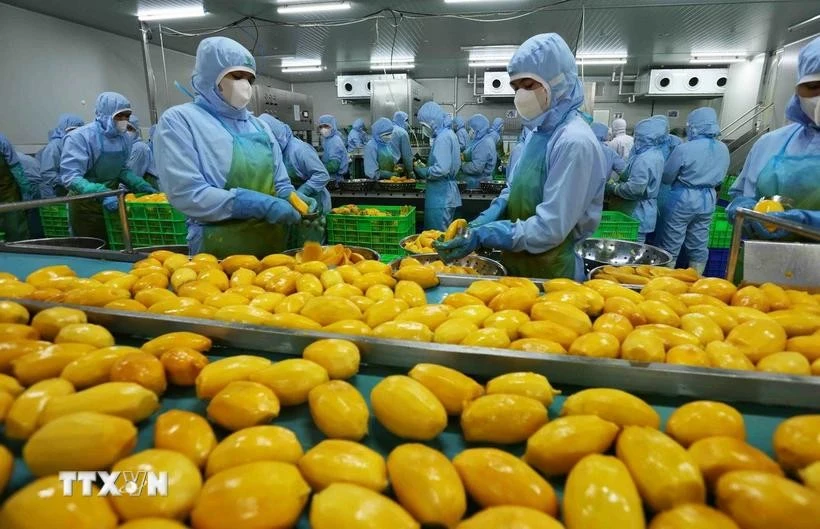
[282,66,326,73]
[137,6,206,21]
[277,1,351,14]
[281,58,323,67]
[689,53,747,64]
[469,61,510,68]
[370,62,416,70]
[788,13,820,32]
[576,58,627,65]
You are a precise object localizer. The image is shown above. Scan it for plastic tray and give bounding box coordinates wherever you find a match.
[103,201,188,250]
[705,248,730,278]
[591,210,640,241]
[326,205,416,258]
[708,206,734,249]
[38,204,71,238]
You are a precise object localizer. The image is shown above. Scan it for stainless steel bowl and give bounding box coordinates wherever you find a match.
[339,179,374,193]
[7,237,106,250]
[399,234,426,254]
[376,181,417,192]
[282,245,380,262]
[480,181,506,194]
[389,253,507,276]
[576,238,672,275]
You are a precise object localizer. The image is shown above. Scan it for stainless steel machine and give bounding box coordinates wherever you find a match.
[370,79,432,128]
[252,80,314,136]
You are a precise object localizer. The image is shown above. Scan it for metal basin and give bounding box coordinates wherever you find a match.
[283,245,380,262]
[134,245,189,255]
[389,253,507,276]
[576,238,672,275]
[7,237,105,250]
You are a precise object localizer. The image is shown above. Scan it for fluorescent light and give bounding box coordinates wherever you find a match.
[371,63,415,70]
[282,66,325,73]
[690,58,746,64]
[278,1,351,14]
[576,58,627,65]
[282,58,322,67]
[690,53,747,64]
[137,6,205,21]
[788,13,820,32]
[469,61,510,68]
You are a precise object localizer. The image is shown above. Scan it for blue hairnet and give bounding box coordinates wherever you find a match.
[686,107,720,140]
[467,114,491,141]
[508,33,584,130]
[318,114,339,134]
[491,117,504,134]
[634,118,668,154]
[352,119,365,131]
[454,117,465,130]
[393,111,409,128]
[417,102,446,132]
[259,113,291,152]
[372,117,394,140]
[786,36,820,126]
[95,92,131,137]
[192,37,256,120]
[49,114,85,141]
[591,122,609,142]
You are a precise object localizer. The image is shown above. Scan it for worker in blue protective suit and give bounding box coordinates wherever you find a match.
[347,119,368,152]
[435,33,607,280]
[606,117,666,244]
[454,117,469,151]
[318,115,349,183]
[38,114,84,198]
[490,117,504,146]
[656,107,730,274]
[260,113,331,247]
[727,36,820,239]
[608,118,634,161]
[154,37,315,258]
[126,115,142,145]
[60,92,157,241]
[506,127,531,180]
[364,118,400,180]
[414,102,462,231]
[0,134,33,242]
[391,111,414,172]
[459,114,497,190]
[591,122,626,181]
[128,125,158,189]
[16,151,45,238]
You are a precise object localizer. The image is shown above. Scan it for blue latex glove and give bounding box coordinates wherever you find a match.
[102,196,120,212]
[296,183,316,198]
[435,221,514,262]
[469,197,508,228]
[605,180,618,195]
[750,209,820,240]
[726,196,756,223]
[435,231,480,262]
[295,191,319,214]
[233,188,300,225]
[749,219,789,240]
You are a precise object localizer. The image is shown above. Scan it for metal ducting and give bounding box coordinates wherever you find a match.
[336,74,408,100]
[636,68,729,97]
[483,72,514,97]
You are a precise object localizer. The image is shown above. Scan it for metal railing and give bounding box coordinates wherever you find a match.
[722,103,774,145]
[0,189,133,252]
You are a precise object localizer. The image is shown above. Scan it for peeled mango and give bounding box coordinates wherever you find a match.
[39,381,159,424]
[560,388,660,428]
[434,317,479,345]
[396,304,451,330]
[453,448,557,515]
[0,374,24,396]
[665,400,745,447]
[207,380,280,431]
[0,445,12,494]
[60,345,142,388]
[772,414,820,472]
[370,375,447,440]
[757,351,811,375]
[249,358,329,406]
[394,280,427,308]
[648,504,740,529]
[302,339,360,379]
[394,265,439,289]
[409,363,484,415]
[23,411,137,476]
[309,380,369,440]
[310,482,419,529]
[569,331,620,358]
[450,304,494,326]
[465,280,508,304]
[299,439,387,492]
[0,475,118,529]
[705,341,755,371]
[12,342,96,385]
[365,298,408,327]
[110,352,168,395]
[0,323,39,341]
[687,436,783,486]
[160,348,209,386]
[799,461,820,492]
[563,454,644,529]
[715,470,820,529]
[195,355,272,398]
[593,312,634,342]
[461,394,548,445]
[205,425,304,478]
[621,330,667,362]
[0,300,29,324]
[456,506,566,529]
[689,278,737,303]
[485,371,560,406]
[524,415,620,476]
[461,327,511,348]
[190,461,311,529]
[388,443,467,528]
[153,409,217,468]
[54,323,114,348]
[4,378,75,440]
[726,319,787,362]
[372,320,433,342]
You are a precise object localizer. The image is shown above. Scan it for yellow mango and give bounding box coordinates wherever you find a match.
[666,344,710,367]
[499,277,540,296]
[680,312,724,345]
[0,444,11,494]
[366,285,393,303]
[812,357,820,375]
[225,284,265,299]
[90,270,128,283]
[221,254,262,275]
[324,319,373,336]
[726,318,787,362]
[142,331,211,357]
[603,296,647,326]
[396,304,451,330]
[569,331,621,358]
[454,448,557,515]
[191,461,311,529]
[409,363,484,415]
[40,381,159,424]
[0,281,36,298]
[0,373,23,396]
[616,426,706,511]
[525,415,620,476]
[301,295,362,326]
[319,269,344,289]
[461,327,512,348]
[146,296,200,315]
[0,475,118,529]
[207,380,280,431]
[302,339,360,379]
[132,272,170,293]
[768,309,820,336]
[639,324,701,349]
[308,380,369,440]
[643,290,689,316]
[461,394,547,444]
[638,300,682,327]
[786,289,817,306]
[688,436,783,486]
[786,334,820,361]
[561,387,660,428]
[482,309,530,340]
[542,286,604,316]
[110,449,202,521]
[486,372,560,406]
[104,298,147,312]
[23,411,137,476]
[434,317,479,345]
[198,268,230,291]
[159,348,209,386]
[170,267,198,291]
[0,323,38,341]
[642,276,691,296]
[518,320,578,349]
[393,265,439,289]
[154,409,216,468]
[705,341,756,371]
[58,345,139,388]
[4,378,74,439]
[110,352,167,394]
[371,375,447,440]
[248,291,286,311]
[104,273,139,291]
[161,253,189,273]
[731,285,771,312]
[457,506,566,529]
[353,272,397,291]
[213,304,275,325]
[593,312,634,342]
[509,337,567,354]
[268,312,323,330]
[254,266,292,289]
[133,287,176,308]
[373,320,433,342]
[324,282,363,298]
[0,300,29,324]
[666,401,745,447]
[177,280,222,302]
[689,277,737,303]
[26,287,63,303]
[206,425,303,477]
[715,471,820,529]
[25,265,76,287]
[563,454,644,529]
[648,504,740,529]
[443,292,484,308]
[757,351,811,375]
[204,292,250,308]
[296,273,324,296]
[544,278,582,292]
[391,281,424,308]
[726,305,773,324]
[531,300,592,336]
[799,461,820,491]
[773,415,820,472]
[0,340,53,372]
[11,343,94,385]
[0,390,11,420]
[586,279,644,304]
[299,439,387,492]
[54,322,114,348]
[274,292,313,314]
[249,358,329,406]
[364,298,408,327]
[465,280,508,304]
[309,482,419,529]
[192,252,220,264]
[759,282,791,310]
[296,261,329,277]
[489,287,538,312]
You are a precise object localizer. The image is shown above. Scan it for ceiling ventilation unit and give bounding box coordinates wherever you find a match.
[636,69,729,97]
[483,72,515,97]
[336,74,407,100]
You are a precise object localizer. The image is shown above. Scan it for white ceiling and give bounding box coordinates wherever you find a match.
[5,0,820,81]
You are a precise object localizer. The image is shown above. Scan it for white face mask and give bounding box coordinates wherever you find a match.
[320,127,332,138]
[421,123,433,138]
[115,120,129,133]
[514,85,551,121]
[380,133,393,142]
[799,95,820,125]
[219,77,253,109]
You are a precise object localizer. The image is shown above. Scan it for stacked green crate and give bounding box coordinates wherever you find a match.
[39,204,71,237]
[327,205,415,262]
[708,207,733,249]
[591,211,640,241]
[103,201,188,250]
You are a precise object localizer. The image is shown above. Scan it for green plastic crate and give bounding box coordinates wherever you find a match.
[327,205,416,257]
[103,201,188,250]
[39,204,71,237]
[719,175,737,203]
[592,210,640,241]
[708,206,734,249]
[103,209,126,250]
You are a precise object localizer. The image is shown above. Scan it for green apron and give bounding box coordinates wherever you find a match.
[376,143,397,178]
[0,157,29,242]
[284,158,326,248]
[200,111,289,259]
[501,130,577,279]
[68,132,127,242]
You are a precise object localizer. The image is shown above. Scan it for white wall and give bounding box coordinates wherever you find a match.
[719,54,766,139]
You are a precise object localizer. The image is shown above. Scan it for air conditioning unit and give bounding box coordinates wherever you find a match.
[636,69,729,97]
[483,72,515,97]
[336,74,408,100]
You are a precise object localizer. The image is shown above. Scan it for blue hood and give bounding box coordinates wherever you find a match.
[687,107,720,140]
[491,117,504,134]
[259,113,291,152]
[48,113,84,141]
[443,114,454,130]
[634,117,668,154]
[786,36,820,127]
[352,118,365,131]
[468,114,491,141]
[372,117,394,144]
[591,122,609,142]
[128,115,142,142]
[318,114,340,138]
[417,102,447,135]
[508,33,584,132]
[192,37,256,121]
[454,117,465,130]
[393,111,409,128]
[95,92,131,138]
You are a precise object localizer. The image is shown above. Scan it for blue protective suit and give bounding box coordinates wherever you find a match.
[38,114,85,198]
[347,119,367,152]
[656,107,730,267]
[591,122,626,179]
[127,115,142,145]
[414,102,462,231]
[490,117,504,146]
[436,33,606,280]
[154,37,295,254]
[460,114,497,190]
[393,111,409,129]
[364,117,399,180]
[608,117,666,242]
[391,111,414,171]
[127,123,158,183]
[16,151,41,200]
[318,114,349,182]
[0,135,32,241]
[455,117,468,150]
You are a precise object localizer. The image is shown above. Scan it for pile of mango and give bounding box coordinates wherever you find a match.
[403,219,467,254]
[0,305,818,528]
[399,256,479,277]
[385,176,416,183]
[124,193,169,203]
[592,265,700,286]
[330,205,388,216]
[292,242,369,266]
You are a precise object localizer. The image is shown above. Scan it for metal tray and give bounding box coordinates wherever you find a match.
[133,245,189,255]
[339,179,374,192]
[6,237,105,250]
[389,253,507,276]
[283,245,380,262]
[576,238,672,275]
[376,181,417,192]
[480,181,506,194]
